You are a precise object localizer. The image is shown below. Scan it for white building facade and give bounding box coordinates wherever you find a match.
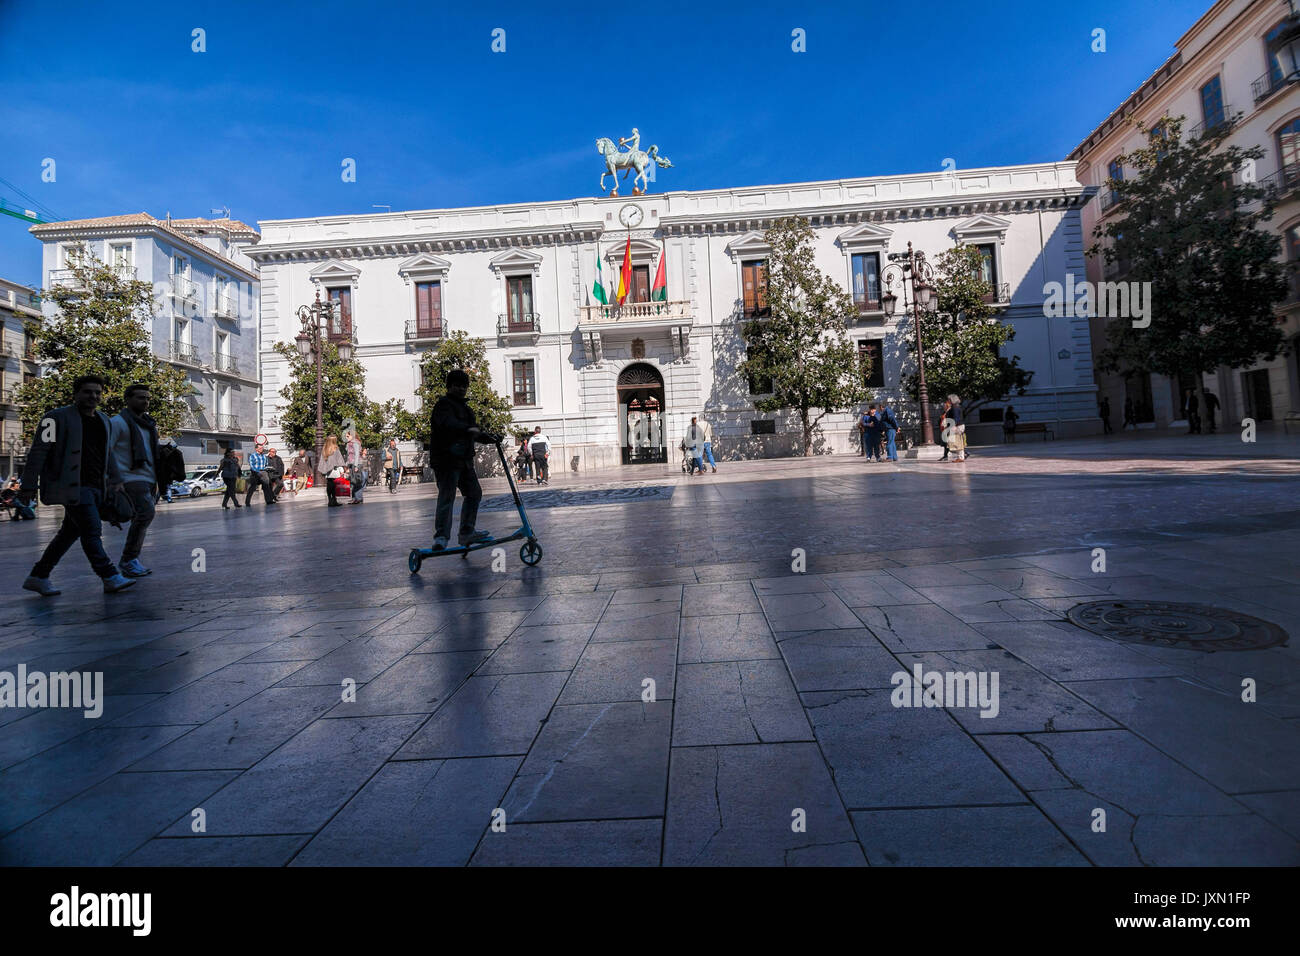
[31,214,262,467]
[1070,0,1300,429]
[254,162,1100,469]
[0,277,42,476]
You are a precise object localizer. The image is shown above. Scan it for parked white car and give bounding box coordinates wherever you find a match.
[170,468,226,498]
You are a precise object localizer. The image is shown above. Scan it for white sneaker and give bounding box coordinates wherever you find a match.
[120,559,152,577]
[103,574,136,593]
[22,575,60,597]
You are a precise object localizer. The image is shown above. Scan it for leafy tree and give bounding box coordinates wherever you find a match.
[1090,113,1286,419]
[737,216,867,455]
[16,250,194,440]
[410,331,514,445]
[270,340,413,452]
[904,244,1032,414]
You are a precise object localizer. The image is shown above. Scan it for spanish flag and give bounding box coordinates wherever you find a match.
[616,234,632,305]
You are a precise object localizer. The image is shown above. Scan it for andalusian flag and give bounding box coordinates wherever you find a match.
[616,234,632,305]
[592,251,608,305]
[651,243,667,302]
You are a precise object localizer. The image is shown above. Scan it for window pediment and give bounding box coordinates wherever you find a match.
[398,253,452,285]
[837,222,893,253]
[489,248,544,274]
[603,238,660,265]
[309,258,360,288]
[726,231,771,260]
[952,214,1011,244]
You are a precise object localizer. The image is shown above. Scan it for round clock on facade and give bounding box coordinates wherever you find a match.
[618,204,644,228]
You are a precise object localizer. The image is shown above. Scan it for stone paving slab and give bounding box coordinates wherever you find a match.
[3,447,1298,865]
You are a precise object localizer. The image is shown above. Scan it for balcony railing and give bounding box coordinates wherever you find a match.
[852,292,882,313]
[1283,270,1300,306]
[168,340,199,365]
[981,282,1012,305]
[216,413,241,433]
[212,294,238,319]
[49,268,85,290]
[1098,188,1123,214]
[111,264,137,280]
[0,388,13,406]
[180,408,210,431]
[1187,107,1235,141]
[170,274,198,302]
[580,300,693,325]
[213,352,240,374]
[1252,69,1300,104]
[497,313,541,335]
[1256,162,1300,198]
[404,318,445,342]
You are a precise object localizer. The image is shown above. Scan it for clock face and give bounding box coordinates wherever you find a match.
[618,203,644,228]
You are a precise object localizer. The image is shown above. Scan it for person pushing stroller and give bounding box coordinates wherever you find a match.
[431,369,501,551]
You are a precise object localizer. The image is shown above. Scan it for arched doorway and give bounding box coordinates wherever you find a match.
[618,362,667,464]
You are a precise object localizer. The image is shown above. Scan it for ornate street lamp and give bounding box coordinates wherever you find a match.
[294,292,352,483]
[882,242,942,458]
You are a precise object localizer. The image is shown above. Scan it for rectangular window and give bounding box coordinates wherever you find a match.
[174,255,189,277]
[511,359,536,406]
[506,275,534,330]
[745,346,773,395]
[975,244,998,301]
[741,260,769,316]
[851,253,880,310]
[1199,76,1225,131]
[1149,123,1169,161]
[858,339,884,388]
[327,287,352,342]
[631,264,651,303]
[415,281,442,336]
[750,419,776,435]
[110,244,132,271]
[1106,157,1124,206]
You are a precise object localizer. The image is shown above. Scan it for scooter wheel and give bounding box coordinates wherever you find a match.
[520,541,543,566]
[408,549,422,574]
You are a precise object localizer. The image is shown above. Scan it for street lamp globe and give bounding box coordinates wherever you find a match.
[881,290,898,318]
[337,340,353,362]
[915,281,934,311]
[295,331,311,358]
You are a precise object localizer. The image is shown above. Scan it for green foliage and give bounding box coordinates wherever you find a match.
[1091,113,1286,382]
[270,340,416,452]
[16,250,194,440]
[737,216,867,455]
[411,331,514,444]
[904,244,1031,412]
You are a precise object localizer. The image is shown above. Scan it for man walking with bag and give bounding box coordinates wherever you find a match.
[345,430,366,504]
[107,383,161,577]
[17,375,136,595]
[879,400,900,462]
[529,426,551,485]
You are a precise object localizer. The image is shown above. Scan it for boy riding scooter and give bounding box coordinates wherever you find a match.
[430,368,502,551]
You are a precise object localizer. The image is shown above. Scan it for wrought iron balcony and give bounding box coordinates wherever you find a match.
[212,294,238,319]
[170,274,198,303]
[852,292,882,313]
[580,300,693,327]
[216,413,241,432]
[405,318,446,343]
[0,388,13,406]
[497,313,541,335]
[1252,69,1300,103]
[168,340,199,365]
[1187,107,1235,141]
[49,268,85,290]
[1098,188,1123,214]
[111,264,137,280]
[981,282,1012,305]
[1255,162,1300,198]
[213,352,240,375]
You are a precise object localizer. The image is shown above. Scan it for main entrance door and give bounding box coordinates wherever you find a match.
[618,363,667,464]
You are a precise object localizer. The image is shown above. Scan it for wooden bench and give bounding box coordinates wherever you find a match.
[1004,422,1053,442]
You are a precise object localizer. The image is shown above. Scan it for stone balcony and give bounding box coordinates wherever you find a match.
[578,300,692,330]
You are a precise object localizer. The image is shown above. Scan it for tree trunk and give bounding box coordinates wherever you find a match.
[801,407,811,456]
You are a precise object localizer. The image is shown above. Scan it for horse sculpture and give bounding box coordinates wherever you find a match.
[597,136,673,196]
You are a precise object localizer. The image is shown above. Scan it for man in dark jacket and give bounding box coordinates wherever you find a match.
[17,375,136,596]
[265,448,286,502]
[430,369,498,550]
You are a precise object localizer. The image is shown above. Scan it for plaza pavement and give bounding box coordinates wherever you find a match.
[1,431,1298,866]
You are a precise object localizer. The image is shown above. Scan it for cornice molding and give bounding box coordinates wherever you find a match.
[35,223,259,281]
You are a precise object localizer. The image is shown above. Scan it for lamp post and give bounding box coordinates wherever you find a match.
[294,292,352,484]
[881,242,942,457]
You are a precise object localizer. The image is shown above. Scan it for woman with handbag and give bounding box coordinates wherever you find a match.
[219,448,242,509]
[320,435,346,507]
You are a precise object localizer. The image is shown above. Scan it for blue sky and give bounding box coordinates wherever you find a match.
[0,0,1209,287]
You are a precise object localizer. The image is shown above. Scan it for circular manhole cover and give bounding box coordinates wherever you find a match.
[1067,601,1288,652]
